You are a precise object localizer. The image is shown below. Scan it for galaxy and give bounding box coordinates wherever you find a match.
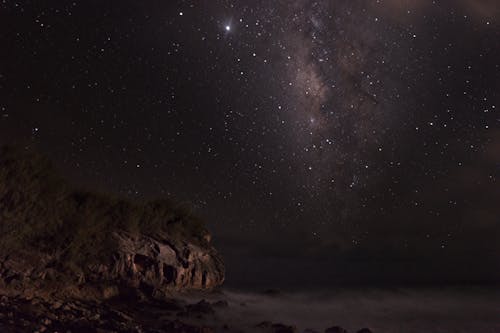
[1,0,499,290]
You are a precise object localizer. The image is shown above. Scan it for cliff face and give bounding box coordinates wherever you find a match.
[100,231,225,292]
[0,146,224,300]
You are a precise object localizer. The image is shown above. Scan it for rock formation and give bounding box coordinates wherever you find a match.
[109,231,225,292]
[0,146,224,300]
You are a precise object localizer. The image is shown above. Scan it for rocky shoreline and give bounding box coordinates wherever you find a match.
[0,147,381,333]
[0,294,216,333]
[0,293,375,333]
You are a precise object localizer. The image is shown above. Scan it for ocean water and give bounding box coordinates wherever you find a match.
[183,286,500,332]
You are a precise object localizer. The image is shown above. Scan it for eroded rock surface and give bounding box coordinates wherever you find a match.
[109,231,225,292]
[0,230,224,301]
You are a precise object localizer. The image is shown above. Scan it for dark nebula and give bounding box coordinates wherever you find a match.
[0,0,499,288]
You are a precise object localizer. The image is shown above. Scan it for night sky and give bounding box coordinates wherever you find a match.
[1,0,499,288]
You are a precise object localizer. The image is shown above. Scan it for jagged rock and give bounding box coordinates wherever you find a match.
[185,299,215,316]
[325,326,348,333]
[106,231,225,292]
[271,323,297,333]
[0,294,218,333]
[257,321,273,328]
[256,321,297,333]
[0,233,224,300]
[212,300,229,308]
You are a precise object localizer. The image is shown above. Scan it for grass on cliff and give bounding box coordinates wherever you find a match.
[0,146,209,269]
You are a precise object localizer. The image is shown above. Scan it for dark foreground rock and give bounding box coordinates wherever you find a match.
[0,292,378,333]
[256,321,297,333]
[325,327,348,333]
[0,146,224,301]
[0,294,218,333]
[0,230,225,301]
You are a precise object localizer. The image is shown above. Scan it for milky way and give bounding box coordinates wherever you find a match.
[0,0,498,286]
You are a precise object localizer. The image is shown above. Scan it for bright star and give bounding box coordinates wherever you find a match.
[225,25,231,31]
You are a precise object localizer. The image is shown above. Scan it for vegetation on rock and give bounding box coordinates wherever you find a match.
[0,146,210,272]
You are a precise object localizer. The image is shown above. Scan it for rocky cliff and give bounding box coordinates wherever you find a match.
[0,146,224,300]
